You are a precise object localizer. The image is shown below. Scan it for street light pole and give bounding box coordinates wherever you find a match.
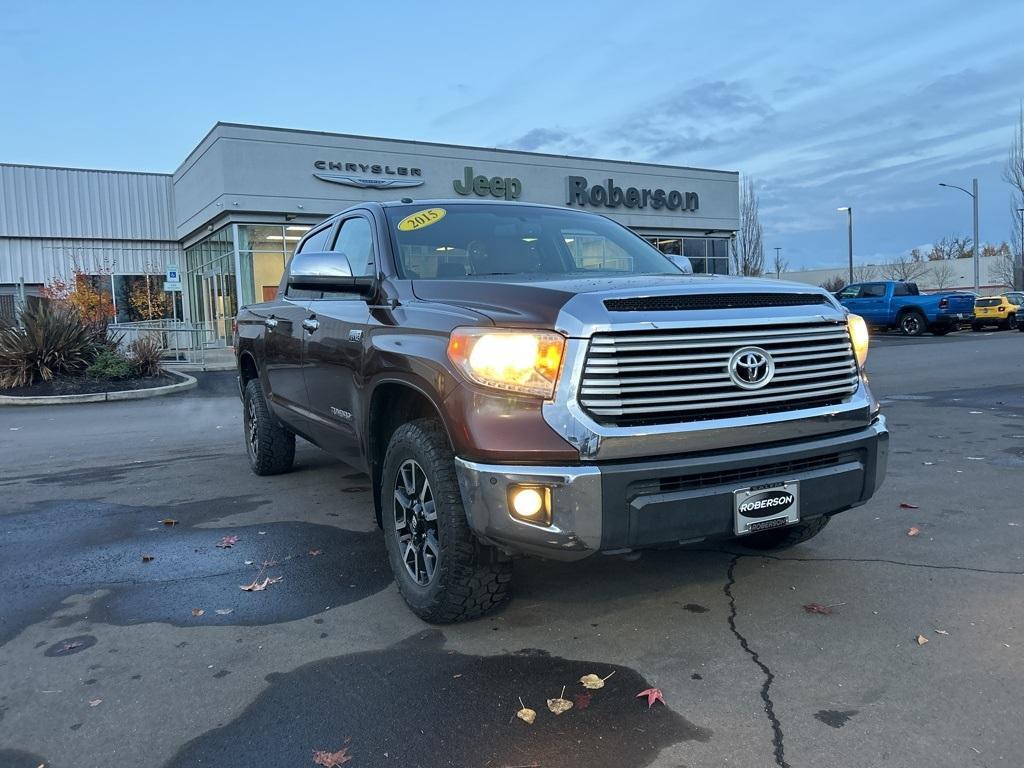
[1017,207,1024,290]
[837,207,853,283]
[938,178,980,292]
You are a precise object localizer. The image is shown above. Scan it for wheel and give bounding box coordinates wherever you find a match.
[381,418,512,622]
[242,378,295,476]
[971,322,984,332]
[1004,314,1017,330]
[898,310,926,336]
[738,515,831,550]
[930,326,951,336]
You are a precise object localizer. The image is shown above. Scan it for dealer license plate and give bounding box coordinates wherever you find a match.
[734,481,800,536]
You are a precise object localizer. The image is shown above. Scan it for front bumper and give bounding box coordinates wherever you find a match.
[455,416,888,561]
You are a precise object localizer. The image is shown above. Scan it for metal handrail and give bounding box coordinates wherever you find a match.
[108,319,227,365]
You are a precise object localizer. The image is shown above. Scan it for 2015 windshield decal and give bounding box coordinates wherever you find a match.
[397,208,447,231]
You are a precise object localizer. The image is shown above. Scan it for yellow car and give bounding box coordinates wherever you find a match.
[971,292,1022,331]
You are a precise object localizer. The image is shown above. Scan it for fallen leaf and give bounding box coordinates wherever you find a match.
[916,634,929,646]
[267,575,283,585]
[573,691,592,710]
[191,608,205,617]
[216,535,240,549]
[312,746,352,767]
[579,670,616,690]
[159,518,178,526]
[516,696,537,724]
[141,554,154,562]
[88,698,102,707]
[899,502,920,509]
[240,575,283,592]
[935,629,949,635]
[61,641,83,653]
[636,687,665,708]
[308,549,323,557]
[244,560,254,565]
[547,685,573,715]
[452,673,462,679]
[214,608,233,615]
[907,527,920,537]
[802,602,833,615]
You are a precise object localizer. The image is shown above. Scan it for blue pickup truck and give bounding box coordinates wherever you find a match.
[836,281,975,336]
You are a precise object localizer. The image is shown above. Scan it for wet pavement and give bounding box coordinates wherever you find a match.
[2,332,1024,768]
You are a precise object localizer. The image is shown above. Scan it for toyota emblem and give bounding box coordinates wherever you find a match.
[728,346,775,390]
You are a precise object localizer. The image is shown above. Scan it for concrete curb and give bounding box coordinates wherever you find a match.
[0,370,197,407]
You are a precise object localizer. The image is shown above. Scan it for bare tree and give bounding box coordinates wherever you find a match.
[1004,104,1024,288]
[931,259,956,290]
[852,263,878,282]
[732,177,764,276]
[928,235,973,260]
[819,275,846,293]
[882,252,929,282]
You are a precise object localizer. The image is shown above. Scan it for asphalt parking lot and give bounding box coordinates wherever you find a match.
[1,329,1023,768]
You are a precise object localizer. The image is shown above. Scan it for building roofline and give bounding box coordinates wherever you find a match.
[0,161,171,177]
[177,121,740,177]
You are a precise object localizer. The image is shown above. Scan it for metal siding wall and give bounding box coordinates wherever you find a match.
[0,237,182,284]
[0,165,175,240]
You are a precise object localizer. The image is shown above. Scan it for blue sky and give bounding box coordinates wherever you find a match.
[2,0,1021,269]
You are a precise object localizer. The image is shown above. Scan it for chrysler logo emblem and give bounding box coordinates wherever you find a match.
[728,346,774,390]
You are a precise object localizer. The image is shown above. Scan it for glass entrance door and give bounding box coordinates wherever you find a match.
[200,271,237,346]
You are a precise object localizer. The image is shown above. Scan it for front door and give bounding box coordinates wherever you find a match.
[200,271,238,346]
[301,215,376,465]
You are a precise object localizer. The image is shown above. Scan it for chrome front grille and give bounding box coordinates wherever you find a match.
[578,320,859,426]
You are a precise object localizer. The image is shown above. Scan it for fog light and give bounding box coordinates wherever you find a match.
[508,485,551,526]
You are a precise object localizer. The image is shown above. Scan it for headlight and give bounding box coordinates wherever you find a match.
[848,314,869,367]
[447,328,565,397]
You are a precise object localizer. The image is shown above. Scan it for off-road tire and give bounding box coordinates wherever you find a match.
[243,378,295,476]
[738,515,831,550]
[898,310,926,336]
[1003,313,1017,331]
[381,418,512,622]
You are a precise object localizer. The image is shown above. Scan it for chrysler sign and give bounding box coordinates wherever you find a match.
[313,160,424,189]
[567,175,699,212]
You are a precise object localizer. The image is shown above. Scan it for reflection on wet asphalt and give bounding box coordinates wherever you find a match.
[167,630,711,768]
[0,498,390,645]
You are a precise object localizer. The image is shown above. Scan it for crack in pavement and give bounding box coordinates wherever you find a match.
[724,554,790,768]
[693,548,1024,576]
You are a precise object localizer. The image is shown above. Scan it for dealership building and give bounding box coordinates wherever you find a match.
[0,123,739,340]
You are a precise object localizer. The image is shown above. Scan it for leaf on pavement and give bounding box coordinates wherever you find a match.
[216,535,240,549]
[312,746,352,767]
[579,671,616,689]
[802,602,833,615]
[916,634,929,646]
[214,608,233,615]
[308,549,323,557]
[516,696,537,724]
[240,575,283,592]
[935,629,949,635]
[636,687,665,708]
[547,685,573,715]
[191,608,204,617]
[141,554,154,562]
[159,518,178,526]
[61,641,83,653]
[907,527,921,537]
[88,698,102,707]
[899,502,920,509]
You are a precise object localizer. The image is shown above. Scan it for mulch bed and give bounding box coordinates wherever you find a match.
[1,373,179,397]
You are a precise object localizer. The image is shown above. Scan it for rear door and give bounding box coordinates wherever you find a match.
[301,214,376,464]
[262,223,334,431]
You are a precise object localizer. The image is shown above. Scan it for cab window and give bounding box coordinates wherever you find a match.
[861,283,886,298]
[837,285,861,299]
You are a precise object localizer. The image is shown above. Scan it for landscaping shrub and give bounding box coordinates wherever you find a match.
[129,335,164,377]
[85,347,134,380]
[0,303,97,389]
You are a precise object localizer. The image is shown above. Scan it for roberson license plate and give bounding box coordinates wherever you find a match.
[734,481,800,536]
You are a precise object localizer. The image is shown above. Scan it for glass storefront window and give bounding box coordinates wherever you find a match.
[645,236,732,274]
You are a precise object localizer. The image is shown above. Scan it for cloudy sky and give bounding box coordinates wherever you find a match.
[2,0,1021,269]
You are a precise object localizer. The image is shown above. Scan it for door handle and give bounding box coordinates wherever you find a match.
[302,318,320,334]
[264,317,278,329]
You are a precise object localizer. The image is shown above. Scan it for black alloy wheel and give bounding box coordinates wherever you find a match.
[899,310,926,336]
[393,458,440,586]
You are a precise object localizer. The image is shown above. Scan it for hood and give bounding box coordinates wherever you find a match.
[410,274,837,331]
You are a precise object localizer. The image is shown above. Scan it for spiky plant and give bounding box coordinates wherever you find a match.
[128,334,164,377]
[0,303,97,389]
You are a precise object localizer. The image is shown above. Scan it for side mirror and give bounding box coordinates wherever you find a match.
[287,251,376,298]
[666,254,693,274]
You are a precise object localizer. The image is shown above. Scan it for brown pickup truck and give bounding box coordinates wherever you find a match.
[235,200,887,622]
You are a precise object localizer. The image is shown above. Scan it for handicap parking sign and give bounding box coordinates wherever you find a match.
[166,264,180,282]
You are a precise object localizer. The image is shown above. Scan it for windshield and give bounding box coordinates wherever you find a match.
[384,203,686,279]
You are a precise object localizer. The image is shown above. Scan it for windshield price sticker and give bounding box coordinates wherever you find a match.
[398,208,446,231]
